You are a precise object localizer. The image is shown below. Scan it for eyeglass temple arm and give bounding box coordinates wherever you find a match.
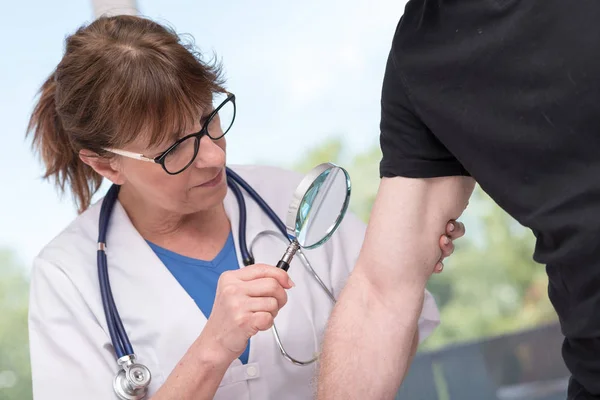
[105,148,156,163]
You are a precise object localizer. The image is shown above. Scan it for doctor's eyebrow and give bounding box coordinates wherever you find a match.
[162,124,200,151]
[147,109,212,157]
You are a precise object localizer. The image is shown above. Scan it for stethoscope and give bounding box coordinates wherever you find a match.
[97,167,336,400]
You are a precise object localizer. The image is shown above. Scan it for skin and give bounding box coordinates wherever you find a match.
[317,175,475,399]
[79,117,467,399]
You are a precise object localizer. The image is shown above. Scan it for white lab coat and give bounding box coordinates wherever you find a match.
[28,164,440,400]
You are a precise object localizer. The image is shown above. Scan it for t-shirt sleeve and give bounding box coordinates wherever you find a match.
[379,49,470,179]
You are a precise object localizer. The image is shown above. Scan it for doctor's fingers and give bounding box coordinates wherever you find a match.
[247,297,281,318]
[244,278,288,309]
[251,311,275,332]
[235,263,295,289]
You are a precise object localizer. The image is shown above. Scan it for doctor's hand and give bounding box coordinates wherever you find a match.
[201,264,294,363]
[434,219,466,273]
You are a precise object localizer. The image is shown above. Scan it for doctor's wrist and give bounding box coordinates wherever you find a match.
[194,333,237,369]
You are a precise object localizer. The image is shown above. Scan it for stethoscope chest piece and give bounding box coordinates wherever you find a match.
[113,355,152,400]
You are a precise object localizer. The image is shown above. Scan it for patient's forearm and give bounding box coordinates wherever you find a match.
[317,176,474,399]
[318,272,425,399]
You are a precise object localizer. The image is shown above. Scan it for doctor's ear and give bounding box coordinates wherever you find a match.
[79,149,126,185]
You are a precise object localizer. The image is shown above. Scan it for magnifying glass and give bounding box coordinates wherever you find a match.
[276,162,351,271]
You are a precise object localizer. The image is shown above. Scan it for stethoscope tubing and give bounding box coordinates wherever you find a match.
[98,184,134,359]
[226,168,289,239]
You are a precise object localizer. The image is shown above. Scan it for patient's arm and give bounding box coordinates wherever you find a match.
[317,175,475,399]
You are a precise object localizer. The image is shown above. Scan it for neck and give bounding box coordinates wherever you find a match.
[118,186,231,260]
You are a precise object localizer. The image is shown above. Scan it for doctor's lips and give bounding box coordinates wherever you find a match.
[194,169,224,188]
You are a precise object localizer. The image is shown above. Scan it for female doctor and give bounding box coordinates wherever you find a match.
[26,15,465,400]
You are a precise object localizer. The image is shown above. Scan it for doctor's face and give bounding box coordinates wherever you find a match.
[115,119,229,216]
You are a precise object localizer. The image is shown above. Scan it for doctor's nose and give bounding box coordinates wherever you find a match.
[193,135,226,169]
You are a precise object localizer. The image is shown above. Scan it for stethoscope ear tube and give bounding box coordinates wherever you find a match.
[97,184,135,357]
[98,249,124,357]
[226,168,304,273]
[98,184,120,243]
[227,173,254,266]
[227,167,296,270]
[226,168,288,238]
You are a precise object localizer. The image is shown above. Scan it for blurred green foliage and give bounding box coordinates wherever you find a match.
[0,250,32,400]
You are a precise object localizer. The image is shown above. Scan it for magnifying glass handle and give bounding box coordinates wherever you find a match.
[276,260,290,271]
[277,241,300,271]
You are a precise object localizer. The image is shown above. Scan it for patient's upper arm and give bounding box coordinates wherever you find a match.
[356,175,475,291]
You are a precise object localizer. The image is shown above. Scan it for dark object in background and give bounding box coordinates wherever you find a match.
[397,322,568,400]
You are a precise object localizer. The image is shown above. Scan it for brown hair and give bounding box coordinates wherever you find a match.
[27,15,225,213]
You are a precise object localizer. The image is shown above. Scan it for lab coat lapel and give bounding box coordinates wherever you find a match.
[105,200,209,381]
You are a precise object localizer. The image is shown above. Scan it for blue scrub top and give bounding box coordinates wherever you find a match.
[147,232,250,364]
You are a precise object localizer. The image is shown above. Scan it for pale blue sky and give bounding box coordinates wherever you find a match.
[0,0,410,269]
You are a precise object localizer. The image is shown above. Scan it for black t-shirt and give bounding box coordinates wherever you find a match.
[380,0,600,268]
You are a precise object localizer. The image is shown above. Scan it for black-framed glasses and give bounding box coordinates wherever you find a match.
[105,92,236,174]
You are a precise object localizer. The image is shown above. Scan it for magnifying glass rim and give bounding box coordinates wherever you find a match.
[285,162,352,249]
